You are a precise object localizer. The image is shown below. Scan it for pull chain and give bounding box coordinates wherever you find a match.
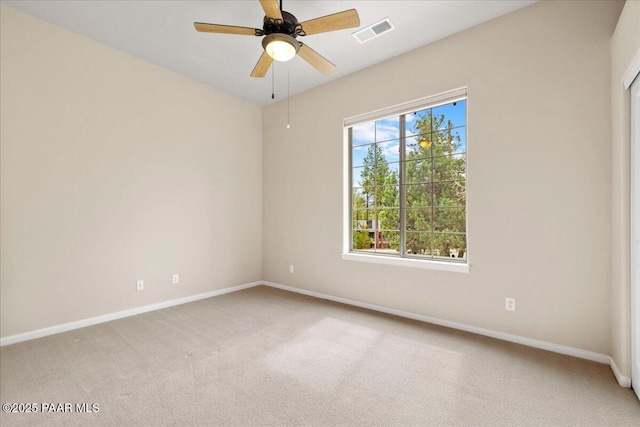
[271,61,275,99]
[287,66,290,129]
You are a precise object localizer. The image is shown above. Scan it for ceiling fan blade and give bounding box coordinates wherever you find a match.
[259,0,283,21]
[194,22,259,36]
[298,44,336,75]
[299,9,360,36]
[250,51,273,78]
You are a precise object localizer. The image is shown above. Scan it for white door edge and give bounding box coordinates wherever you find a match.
[631,76,639,401]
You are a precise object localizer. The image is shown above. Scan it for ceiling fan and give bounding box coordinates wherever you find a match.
[194,0,360,78]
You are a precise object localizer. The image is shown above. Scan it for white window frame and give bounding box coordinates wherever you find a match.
[342,87,470,273]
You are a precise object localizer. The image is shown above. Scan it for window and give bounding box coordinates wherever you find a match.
[344,88,468,270]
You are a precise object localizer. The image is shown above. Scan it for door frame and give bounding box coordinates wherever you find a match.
[628,61,639,401]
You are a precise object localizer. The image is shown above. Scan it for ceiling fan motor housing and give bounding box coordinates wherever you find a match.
[263,11,302,37]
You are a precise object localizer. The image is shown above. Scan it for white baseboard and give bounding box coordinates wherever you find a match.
[262,281,615,367]
[609,356,633,388]
[0,281,262,347]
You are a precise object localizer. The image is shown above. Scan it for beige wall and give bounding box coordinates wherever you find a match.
[262,0,623,355]
[0,5,263,338]
[611,0,640,378]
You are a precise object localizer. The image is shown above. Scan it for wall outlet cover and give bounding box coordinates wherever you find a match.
[506,297,516,311]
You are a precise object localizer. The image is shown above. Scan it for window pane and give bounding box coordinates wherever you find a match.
[375,231,400,254]
[376,117,400,142]
[386,162,400,185]
[405,183,433,208]
[432,232,467,260]
[406,109,434,137]
[405,208,432,232]
[376,186,399,208]
[352,186,365,202]
[352,229,373,250]
[405,232,432,256]
[352,143,373,168]
[352,186,369,207]
[352,122,374,146]
[405,159,432,184]
[434,207,466,233]
[379,140,400,164]
[432,100,466,130]
[431,128,466,155]
[352,208,374,229]
[433,155,466,182]
[405,135,434,161]
[432,180,466,207]
[378,207,399,230]
[352,168,366,187]
[353,144,398,186]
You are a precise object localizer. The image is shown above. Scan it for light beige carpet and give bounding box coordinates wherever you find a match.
[1,285,639,426]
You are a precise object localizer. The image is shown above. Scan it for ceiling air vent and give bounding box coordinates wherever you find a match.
[352,17,395,44]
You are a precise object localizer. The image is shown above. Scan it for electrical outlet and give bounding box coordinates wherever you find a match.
[289,265,294,274]
[172,274,179,284]
[506,297,515,311]
[136,280,144,291]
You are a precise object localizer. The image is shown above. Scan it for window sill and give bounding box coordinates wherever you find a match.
[341,252,470,273]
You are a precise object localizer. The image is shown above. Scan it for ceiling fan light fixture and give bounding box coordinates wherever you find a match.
[263,33,299,62]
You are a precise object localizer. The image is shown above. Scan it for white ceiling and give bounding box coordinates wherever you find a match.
[2,0,536,106]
